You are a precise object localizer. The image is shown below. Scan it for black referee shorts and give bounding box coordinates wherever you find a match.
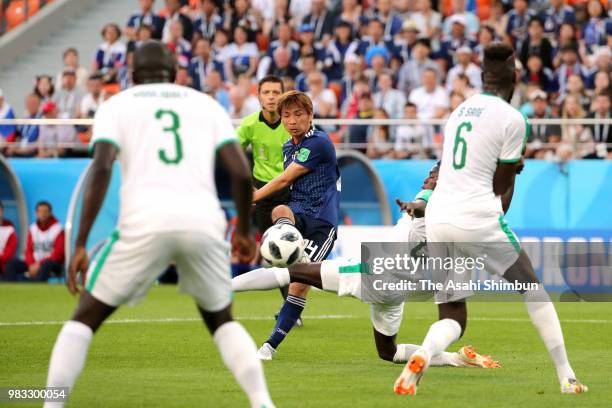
[253,178,290,233]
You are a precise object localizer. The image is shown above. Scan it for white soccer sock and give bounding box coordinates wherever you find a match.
[320,260,340,293]
[231,267,290,292]
[524,288,575,383]
[213,321,275,408]
[394,343,461,366]
[44,321,93,408]
[421,318,462,360]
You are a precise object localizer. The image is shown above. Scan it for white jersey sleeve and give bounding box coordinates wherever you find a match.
[212,102,240,150]
[499,113,529,163]
[90,96,122,152]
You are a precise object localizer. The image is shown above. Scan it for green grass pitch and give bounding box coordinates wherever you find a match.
[1,284,610,407]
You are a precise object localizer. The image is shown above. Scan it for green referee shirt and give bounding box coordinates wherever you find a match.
[237,111,291,183]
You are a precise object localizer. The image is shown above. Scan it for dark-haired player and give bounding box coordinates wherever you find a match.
[251,90,340,360]
[394,42,587,396]
[43,41,275,408]
[234,163,500,369]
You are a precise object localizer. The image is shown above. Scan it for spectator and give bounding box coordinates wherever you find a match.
[591,70,610,97]
[552,23,579,67]
[519,17,553,70]
[175,65,192,87]
[224,0,259,42]
[410,0,442,49]
[4,201,64,282]
[539,0,576,41]
[474,25,496,64]
[522,54,556,93]
[526,89,561,158]
[445,46,482,92]
[205,70,230,110]
[335,0,362,31]
[485,0,509,40]
[449,90,466,112]
[193,0,224,41]
[94,23,126,83]
[79,73,106,120]
[587,92,612,159]
[229,86,258,118]
[437,15,477,70]
[162,0,193,42]
[339,53,362,107]
[408,68,450,119]
[342,74,371,119]
[236,74,261,113]
[117,42,136,90]
[266,22,300,68]
[558,74,590,112]
[365,0,403,38]
[189,38,225,91]
[347,91,374,153]
[504,0,536,47]
[586,47,611,90]
[38,101,77,158]
[126,0,165,40]
[7,93,41,158]
[555,45,587,96]
[165,19,193,65]
[295,54,321,92]
[33,75,55,107]
[388,102,433,159]
[0,89,17,143]
[297,23,326,61]
[580,0,607,53]
[557,94,594,160]
[226,25,259,82]
[53,68,85,118]
[324,20,358,82]
[449,73,478,98]
[263,0,292,39]
[395,20,420,64]
[356,20,398,65]
[0,201,17,279]
[282,75,296,92]
[133,24,154,48]
[363,46,393,91]
[398,38,440,95]
[441,0,480,39]
[306,71,337,119]
[373,72,406,119]
[366,108,392,159]
[269,47,300,78]
[301,0,335,43]
[55,48,89,89]
[212,28,231,63]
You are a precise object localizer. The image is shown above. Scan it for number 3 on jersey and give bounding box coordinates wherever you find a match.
[155,109,183,165]
[453,121,471,170]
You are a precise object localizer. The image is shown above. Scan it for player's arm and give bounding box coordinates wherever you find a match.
[69,142,117,294]
[218,141,255,262]
[253,162,309,202]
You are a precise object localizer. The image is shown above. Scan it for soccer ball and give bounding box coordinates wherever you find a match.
[260,224,304,267]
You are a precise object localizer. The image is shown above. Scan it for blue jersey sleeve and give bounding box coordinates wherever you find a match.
[293,135,333,171]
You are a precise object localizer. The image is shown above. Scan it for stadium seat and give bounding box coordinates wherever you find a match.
[6,0,40,31]
[256,33,270,53]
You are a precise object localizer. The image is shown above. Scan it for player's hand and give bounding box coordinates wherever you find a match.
[395,198,425,218]
[68,246,89,295]
[232,232,256,264]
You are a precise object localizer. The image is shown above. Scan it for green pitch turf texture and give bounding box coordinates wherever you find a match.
[1,284,610,407]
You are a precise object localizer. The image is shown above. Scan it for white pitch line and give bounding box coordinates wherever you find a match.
[0,314,357,327]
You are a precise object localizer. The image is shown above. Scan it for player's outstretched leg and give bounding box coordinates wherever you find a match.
[199,304,275,408]
[44,292,116,407]
[394,302,466,396]
[503,251,588,394]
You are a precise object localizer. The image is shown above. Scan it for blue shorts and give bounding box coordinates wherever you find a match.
[294,213,337,262]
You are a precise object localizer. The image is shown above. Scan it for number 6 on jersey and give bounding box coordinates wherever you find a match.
[453,121,471,170]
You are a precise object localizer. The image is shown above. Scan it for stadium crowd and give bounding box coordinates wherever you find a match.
[0,0,610,159]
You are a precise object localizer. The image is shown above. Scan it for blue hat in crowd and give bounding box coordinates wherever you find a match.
[298,23,315,33]
[365,46,390,67]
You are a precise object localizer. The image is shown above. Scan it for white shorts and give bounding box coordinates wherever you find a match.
[426,217,520,303]
[86,229,232,311]
[370,302,404,337]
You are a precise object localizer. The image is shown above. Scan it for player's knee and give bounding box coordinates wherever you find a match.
[271,205,294,223]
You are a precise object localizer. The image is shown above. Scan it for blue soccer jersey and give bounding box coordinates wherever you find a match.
[282,128,340,228]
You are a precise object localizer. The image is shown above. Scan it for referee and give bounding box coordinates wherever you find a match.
[237,75,291,297]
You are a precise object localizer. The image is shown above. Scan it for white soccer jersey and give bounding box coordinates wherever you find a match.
[426,92,528,228]
[90,83,238,236]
